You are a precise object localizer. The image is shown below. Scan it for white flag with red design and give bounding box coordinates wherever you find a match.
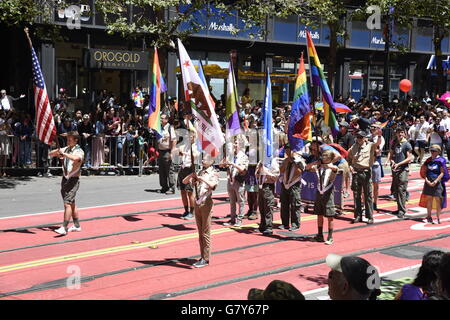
[177,39,224,156]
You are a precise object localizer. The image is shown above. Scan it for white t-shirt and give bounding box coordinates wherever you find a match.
[414,122,430,141]
[440,117,450,133]
[430,124,444,144]
[1,97,11,111]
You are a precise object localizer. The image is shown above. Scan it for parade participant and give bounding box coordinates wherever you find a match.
[347,129,382,224]
[182,153,219,268]
[49,132,84,235]
[279,144,305,231]
[157,113,177,194]
[385,127,414,219]
[255,157,280,235]
[413,115,430,164]
[369,123,385,211]
[177,129,199,220]
[306,150,340,244]
[419,145,449,224]
[221,136,249,227]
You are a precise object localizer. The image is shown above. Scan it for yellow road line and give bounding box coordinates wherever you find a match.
[0,198,414,273]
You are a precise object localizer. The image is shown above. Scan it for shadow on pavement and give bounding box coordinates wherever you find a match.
[0,176,34,189]
[131,258,198,270]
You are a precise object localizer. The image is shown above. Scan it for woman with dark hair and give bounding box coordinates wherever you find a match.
[395,250,445,300]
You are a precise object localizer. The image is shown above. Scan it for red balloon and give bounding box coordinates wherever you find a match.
[399,79,412,92]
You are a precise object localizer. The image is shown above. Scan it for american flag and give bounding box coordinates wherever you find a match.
[31,47,56,145]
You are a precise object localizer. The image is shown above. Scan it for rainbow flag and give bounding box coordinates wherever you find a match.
[289,53,311,150]
[293,111,313,142]
[148,48,167,137]
[306,29,339,136]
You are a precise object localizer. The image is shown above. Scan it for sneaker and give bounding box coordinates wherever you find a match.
[185,213,194,220]
[423,216,433,224]
[324,238,334,245]
[278,225,287,230]
[192,258,209,268]
[165,188,175,195]
[181,212,189,219]
[247,213,258,220]
[68,225,81,232]
[54,226,67,235]
[37,172,43,177]
[262,230,273,235]
[233,220,242,227]
[353,217,362,224]
[397,213,406,219]
[367,219,374,225]
[45,172,53,177]
[289,226,300,231]
[223,220,235,226]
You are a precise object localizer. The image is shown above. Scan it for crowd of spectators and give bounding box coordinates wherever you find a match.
[0,84,449,177]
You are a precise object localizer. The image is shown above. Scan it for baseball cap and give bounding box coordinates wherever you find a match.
[339,121,349,128]
[356,130,369,138]
[326,253,375,295]
[248,280,305,300]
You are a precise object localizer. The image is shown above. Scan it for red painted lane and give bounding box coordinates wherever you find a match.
[4,203,446,300]
[173,237,450,300]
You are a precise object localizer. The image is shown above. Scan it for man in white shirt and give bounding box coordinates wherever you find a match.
[49,132,85,235]
[413,116,430,164]
[157,114,177,194]
[0,90,25,117]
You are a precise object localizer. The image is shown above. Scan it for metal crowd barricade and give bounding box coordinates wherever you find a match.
[0,134,158,175]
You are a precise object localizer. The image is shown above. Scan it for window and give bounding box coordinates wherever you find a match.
[57,59,77,98]
[350,20,371,48]
[273,16,298,42]
[415,20,433,52]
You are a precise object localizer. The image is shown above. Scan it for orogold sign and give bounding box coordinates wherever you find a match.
[93,51,141,64]
[88,49,148,70]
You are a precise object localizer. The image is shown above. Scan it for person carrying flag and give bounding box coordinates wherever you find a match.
[49,131,84,235]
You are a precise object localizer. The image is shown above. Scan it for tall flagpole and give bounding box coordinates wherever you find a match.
[305,29,322,190]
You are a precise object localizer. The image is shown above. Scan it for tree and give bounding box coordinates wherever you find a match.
[301,0,350,96]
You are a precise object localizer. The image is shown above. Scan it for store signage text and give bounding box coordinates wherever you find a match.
[208,22,238,33]
[371,36,385,45]
[87,49,149,70]
[298,30,320,40]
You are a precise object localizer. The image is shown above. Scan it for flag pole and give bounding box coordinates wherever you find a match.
[175,40,199,200]
[24,27,60,152]
[305,30,322,190]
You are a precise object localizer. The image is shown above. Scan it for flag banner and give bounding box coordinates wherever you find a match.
[178,39,224,156]
[198,59,216,109]
[262,70,273,166]
[31,47,56,145]
[306,29,339,136]
[226,61,241,139]
[293,111,313,141]
[289,53,311,151]
[148,48,167,137]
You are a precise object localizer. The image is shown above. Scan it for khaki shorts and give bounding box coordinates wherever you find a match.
[61,177,80,204]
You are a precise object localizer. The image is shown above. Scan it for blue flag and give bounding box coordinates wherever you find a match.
[262,70,273,166]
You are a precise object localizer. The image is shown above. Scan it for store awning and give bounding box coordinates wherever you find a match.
[174,64,297,82]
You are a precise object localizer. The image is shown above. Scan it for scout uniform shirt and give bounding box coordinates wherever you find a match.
[61,145,84,179]
[256,158,280,187]
[280,156,306,189]
[228,151,249,184]
[195,166,220,205]
[158,123,176,151]
[347,141,378,170]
